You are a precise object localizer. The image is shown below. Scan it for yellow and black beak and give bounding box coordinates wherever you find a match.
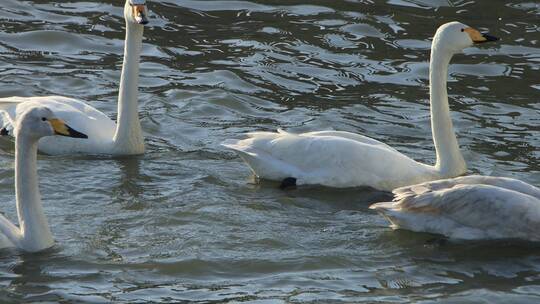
[132,4,149,25]
[464,27,499,44]
[49,118,88,139]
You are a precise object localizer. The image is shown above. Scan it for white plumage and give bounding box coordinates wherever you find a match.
[0,105,88,252]
[370,175,540,241]
[223,130,437,190]
[0,0,148,155]
[0,96,116,154]
[223,22,498,191]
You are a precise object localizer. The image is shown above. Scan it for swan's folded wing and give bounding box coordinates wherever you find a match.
[0,99,21,114]
[226,131,398,172]
[447,175,540,199]
[0,96,116,140]
[223,130,426,188]
[393,175,540,200]
[0,99,21,136]
[371,184,540,239]
[304,130,400,153]
[225,129,399,153]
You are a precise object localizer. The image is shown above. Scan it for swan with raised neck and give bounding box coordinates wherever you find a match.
[0,105,87,252]
[222,21,498,190]
[0,0,149,156]
[112,0,149,154]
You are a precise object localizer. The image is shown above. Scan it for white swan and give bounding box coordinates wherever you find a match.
[370,175,540,241]
[0,104,87,252]
[222,22,498,191]
[0,0,148,155]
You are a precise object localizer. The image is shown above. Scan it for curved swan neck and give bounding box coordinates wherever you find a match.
[15,135,54,251]
[113,21,144,154]
[429,42,466,176]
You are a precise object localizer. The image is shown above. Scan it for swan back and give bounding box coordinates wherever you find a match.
[370,176,540,241]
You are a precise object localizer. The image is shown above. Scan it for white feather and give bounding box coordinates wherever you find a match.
[0,0,146,156]
[370,175,540,241]
[222,22,491,190]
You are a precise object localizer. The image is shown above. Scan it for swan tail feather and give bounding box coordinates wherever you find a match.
[369,201,396,211]
[0,100,22,112]
[222,130,289,149]
[221,139,258,157]
[222,138,302,181]
[242,130,289,140]
[0,102,17,136]
[369,202,404,230]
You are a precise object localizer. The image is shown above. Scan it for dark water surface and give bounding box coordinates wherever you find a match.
[0,0,539,302]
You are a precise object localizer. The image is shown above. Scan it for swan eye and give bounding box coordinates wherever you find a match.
[41,117,47,121]
[461,28,465,32]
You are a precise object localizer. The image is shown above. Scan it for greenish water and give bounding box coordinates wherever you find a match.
[0,0,538,302]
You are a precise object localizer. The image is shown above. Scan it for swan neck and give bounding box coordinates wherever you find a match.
[113,22,144,154]
[429,43,466,176]
[15,135,53,250]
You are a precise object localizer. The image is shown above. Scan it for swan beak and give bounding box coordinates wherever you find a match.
[479,33,499,43]
[464,27,499,44]
[49,118,88,139]
[133,5,149,25]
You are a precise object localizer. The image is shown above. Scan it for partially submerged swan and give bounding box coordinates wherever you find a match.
[0,104,87,252]
[0,0,148,155]
[223,22,498,191]
[370,175,540,241]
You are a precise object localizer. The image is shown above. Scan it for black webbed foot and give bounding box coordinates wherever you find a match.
[279,177,297,190]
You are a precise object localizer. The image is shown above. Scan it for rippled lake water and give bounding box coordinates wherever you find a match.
[0,0,539,302]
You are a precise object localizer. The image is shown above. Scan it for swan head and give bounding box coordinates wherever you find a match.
[433,21,498,53]
[15,106,88,140]
[125,0,149,25]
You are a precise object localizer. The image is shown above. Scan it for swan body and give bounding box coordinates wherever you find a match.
[223,22,498,191]
[0,0,149,155]
[0,105,88,252]
[223,130,439,189]
[370,175,540,241]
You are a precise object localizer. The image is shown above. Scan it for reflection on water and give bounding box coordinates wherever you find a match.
[0,0,538,302]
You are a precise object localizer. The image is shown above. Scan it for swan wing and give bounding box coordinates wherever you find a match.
[393,175,540,200]
[371,179,540,240]
[223,130,430,189]
[0,96,116,141]
[303,130,399,153]
[0,99,20,135]
[0,214,21,249]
